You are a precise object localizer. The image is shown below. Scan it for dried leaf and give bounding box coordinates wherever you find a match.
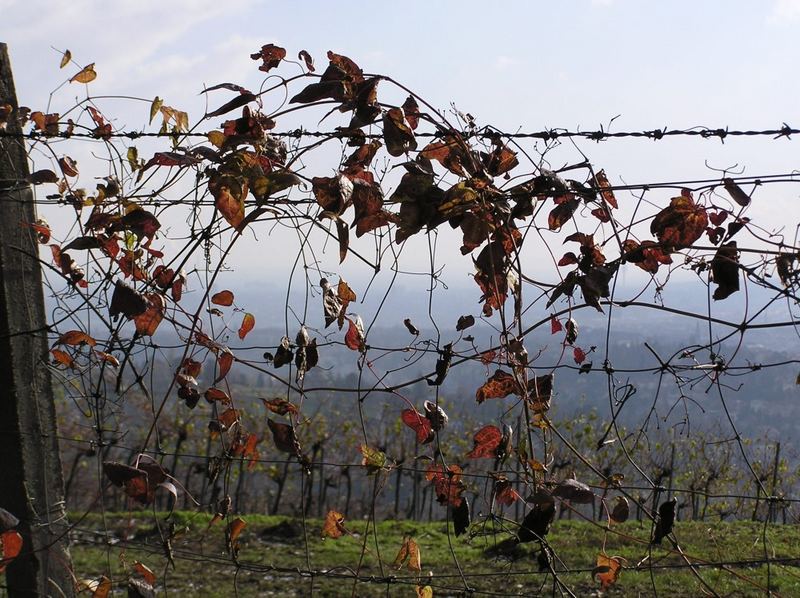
[211,290,234,306]
[56,330,97,347]
[650,191,708,249]
[204,387,232,404]
[268,419,300,455]
[261,398,298,416]
[215,350,234,383]
[456,314,475,331]
[593,554,622,590]
[453,497,470,537]
[250,44,286,72]
[345,316,365,351]
[518,492,556,542]
[475,369,521,403]
[70,63,97,84]
[321,510,346,539]
[403,318,419,335]
[59,49,71,69]
[133,294,164,336]
[298,50,315,72]
[609,496,629,525]
[711,241,739,300]
[207,93,257,118]
[553,479,594,504]
[466,425,503,459]
[227,517,247,555]
[723,177,751,207]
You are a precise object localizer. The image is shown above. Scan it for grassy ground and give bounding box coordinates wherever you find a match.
[66,511,800,597]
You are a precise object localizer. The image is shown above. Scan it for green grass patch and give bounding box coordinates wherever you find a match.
[67,511,800,596]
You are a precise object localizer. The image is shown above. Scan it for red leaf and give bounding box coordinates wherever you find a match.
[133,293,164,336]
[594,170,618,209]
[204,387,231,404]
[238,313,255,339]
[401,409,433,444]
[494,479,520,506]
[558,252,579,267]
[573,347,587,364]
[550,315,563,334]
[466,425,503,459]
[0,530,24,573]
[344,316,365,351]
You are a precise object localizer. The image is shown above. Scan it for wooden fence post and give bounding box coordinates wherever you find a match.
[0,42,75,597]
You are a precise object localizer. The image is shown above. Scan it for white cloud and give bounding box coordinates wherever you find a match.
[768,0,800,22]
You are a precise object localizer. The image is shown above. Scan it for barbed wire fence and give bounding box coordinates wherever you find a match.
[1,43,800,596]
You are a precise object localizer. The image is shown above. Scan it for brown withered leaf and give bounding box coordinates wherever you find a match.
[267,419,300,455]
[204,388,231,404]
[456,314,475,331]
[594,169,618,209]
[482,142,518,176]
[622,239,673,274]
[609,496,629,525]
[321,510,346,539]
[723,177,751,207]
[261,398,299,416]
[298,50,315,72]
[250,44,286,72]
[548,198,580,231]
[133,294,164,336]
[211,290,234,306]
[336,219,349,263]
[402,95,420,130]
[420,136,469,176]
[650,190,708,249]
[383,108,417,156]
[393,536,422,572]
[711,241,739,300]
[476,369,521,403]
[403,318,419,335]
[109,280,148,319]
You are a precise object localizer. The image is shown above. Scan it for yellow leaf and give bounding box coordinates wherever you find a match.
[70,63,97,84]
[59,50,71,69]
[321,510,346,539]
[416,586,433,598]
[149,97,163,125]
[207,130,226,148]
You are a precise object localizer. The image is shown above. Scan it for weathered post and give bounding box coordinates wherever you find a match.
[0,42,74,597]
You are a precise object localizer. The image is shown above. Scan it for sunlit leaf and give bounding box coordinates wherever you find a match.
[238,312,255,339]
[466,425,503,459]
[359,444,387,473]
[475,369,521,403]
[56,330,96,347]
[70,63,97,84]
[593,554,622,590]
[321,510,346,539]
[261,398,298,416]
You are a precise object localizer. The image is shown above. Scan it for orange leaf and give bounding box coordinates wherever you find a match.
[344,316,364,351]
[70,63,97,84]
[650,191,708,250]
[50,348,74,368]
[238,313,255,339]
[475,369,521,403]
[132,561,156,585]
[227,517,247,554]
[321,510,346,539]
[593,554,622,590]
[91,575,111,598]
[211,290,234,306]
[0,530,23,573]
[133,293,164,336]
[56,330,96,347]
[393,536,421,572]
[215,350,234,383]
